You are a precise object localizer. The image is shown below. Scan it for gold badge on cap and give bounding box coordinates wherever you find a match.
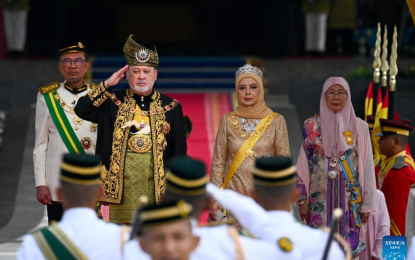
[278,237,293,252]
[78,42,85,48]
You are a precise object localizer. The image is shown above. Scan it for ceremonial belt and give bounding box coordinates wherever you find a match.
[32,225,88,260]
[222,113,276,189]
[338,149,363,228]
[44,92,85,154]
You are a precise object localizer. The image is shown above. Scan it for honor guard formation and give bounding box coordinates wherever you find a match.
[0,9,413,259]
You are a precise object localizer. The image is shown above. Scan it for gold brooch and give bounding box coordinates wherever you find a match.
[278,237,293,252]
[80,137,92,150]
[78,42,84,48]
[162,122,171,135]
[128,134,152,153]
[343,130,354,145]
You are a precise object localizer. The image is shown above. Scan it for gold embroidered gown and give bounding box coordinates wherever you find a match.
[210,112,290,197]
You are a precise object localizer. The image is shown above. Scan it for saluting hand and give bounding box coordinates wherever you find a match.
[104,65,129,88]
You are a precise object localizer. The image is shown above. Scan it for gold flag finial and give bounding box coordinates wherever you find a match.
[381,25,389,86]
[389,26,398,91]
[373,23,382,83]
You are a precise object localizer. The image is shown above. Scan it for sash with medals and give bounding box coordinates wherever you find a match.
[44,91,85,154]
[338,149,363,228]
[32,224,88,260]
[222,112,277,189]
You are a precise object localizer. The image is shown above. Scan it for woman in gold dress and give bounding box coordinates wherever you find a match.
[208,64,290,223]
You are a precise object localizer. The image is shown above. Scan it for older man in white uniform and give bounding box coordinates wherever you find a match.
[33,39,97,223]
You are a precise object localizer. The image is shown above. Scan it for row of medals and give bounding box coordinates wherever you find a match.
[329,156,355,191]
[58,93,95,150]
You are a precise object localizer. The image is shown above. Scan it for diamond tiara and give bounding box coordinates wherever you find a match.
[235,64,263,79]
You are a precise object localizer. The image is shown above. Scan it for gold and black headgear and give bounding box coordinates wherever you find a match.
[166,156,207,196]
[253,157,297,187]
[60,154,100,185]
[123,34,159,67]
[138,200,193,234]
[58,39,88,59]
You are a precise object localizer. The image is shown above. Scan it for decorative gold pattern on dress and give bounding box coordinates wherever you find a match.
[100,89,135,204]
[80,136,92,150]
[230,112,278,140]
[128,134,152,153]
[38,82,60,95]
[343,130,354,145]
[210,113,291,199]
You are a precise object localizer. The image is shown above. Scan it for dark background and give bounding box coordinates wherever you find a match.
[26,0,304,57]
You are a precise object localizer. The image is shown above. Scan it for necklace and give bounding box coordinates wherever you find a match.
[53,92,84,130]
[108,89,178,116]
[239,117,261,137]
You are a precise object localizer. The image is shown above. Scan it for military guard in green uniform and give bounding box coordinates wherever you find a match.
[18,154,130,260]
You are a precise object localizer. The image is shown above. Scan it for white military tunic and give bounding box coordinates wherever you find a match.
[17,208,127,260]
[33,82,97,201]
[207,183,345,260]
[123,218,301,260]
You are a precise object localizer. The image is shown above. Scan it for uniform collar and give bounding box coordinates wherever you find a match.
[267,210,295,223]
[60,208,98,223]
[64,80,88,94]
[131,89,157,101]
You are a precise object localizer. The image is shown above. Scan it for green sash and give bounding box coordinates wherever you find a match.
[32,225,88,260]
[44,91,85,154]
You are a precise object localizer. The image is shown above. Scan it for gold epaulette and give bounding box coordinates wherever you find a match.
[38,82,60,95]
[411,184,415,188]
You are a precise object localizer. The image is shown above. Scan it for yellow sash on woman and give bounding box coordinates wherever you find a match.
[222,112,277,189]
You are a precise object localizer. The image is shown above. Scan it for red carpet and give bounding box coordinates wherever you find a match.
[168,93,233,172]
[168,93,234,223]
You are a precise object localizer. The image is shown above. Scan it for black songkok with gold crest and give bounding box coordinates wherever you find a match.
[58,39,88,59]
[123,34,159,68]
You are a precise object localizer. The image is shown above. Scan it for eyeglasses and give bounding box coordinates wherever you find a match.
[60,58,86,67]
[326,91,347,98]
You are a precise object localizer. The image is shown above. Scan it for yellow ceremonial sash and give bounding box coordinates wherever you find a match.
[222,113,277,189]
